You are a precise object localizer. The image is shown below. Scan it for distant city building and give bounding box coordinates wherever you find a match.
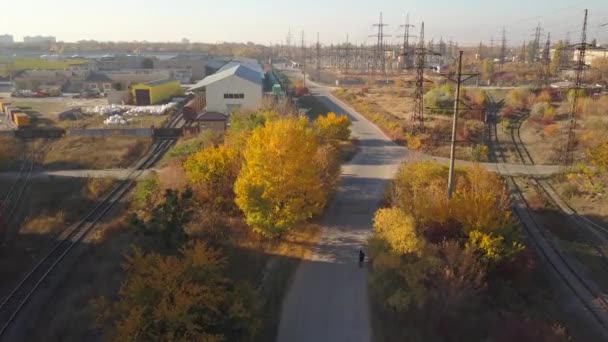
[574,47,608,65]
[0,34,13,45]
[23,35,56,44]
[97,55,146,71]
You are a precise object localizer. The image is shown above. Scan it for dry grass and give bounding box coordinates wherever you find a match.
[42,136,152,169]
[0,137,23,170]
[334,86,486,161]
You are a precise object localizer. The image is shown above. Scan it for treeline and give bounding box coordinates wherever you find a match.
[368,161,569,341]
[94,109,352,340]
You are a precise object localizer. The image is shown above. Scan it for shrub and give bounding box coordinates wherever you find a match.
[543,124,559,137]
[406,133,422,150]
[505,88,532,109]
[588,140,608,171]
[425,84,455,115]
[315,112,351,141]
[471,144,489,162]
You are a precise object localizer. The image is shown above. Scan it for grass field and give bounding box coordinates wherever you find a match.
[0,58,89,77]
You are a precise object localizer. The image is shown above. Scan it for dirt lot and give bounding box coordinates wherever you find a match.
[39,136,153,170]
[0,93,168,129]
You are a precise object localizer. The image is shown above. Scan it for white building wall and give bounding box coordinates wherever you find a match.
[205,75,263,114]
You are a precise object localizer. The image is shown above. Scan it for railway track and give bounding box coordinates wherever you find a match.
[0,111,184,337]
[487,97,608,334]
[1,142,35,231]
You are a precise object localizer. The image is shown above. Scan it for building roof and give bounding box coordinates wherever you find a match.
[218,58,264,77]
[188,65,262,91]
[85,72,112,83]
[195,111,228,121]
[144,78,175,86]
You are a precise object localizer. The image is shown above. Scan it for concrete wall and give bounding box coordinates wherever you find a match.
[205,75,262,114]
[107,90,130,104]
[67,128,153,137]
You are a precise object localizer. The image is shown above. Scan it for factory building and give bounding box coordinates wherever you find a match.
[131,79,184,105]
[188,64,263,114]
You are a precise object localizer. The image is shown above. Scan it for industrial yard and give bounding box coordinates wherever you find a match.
[0,1,607,342]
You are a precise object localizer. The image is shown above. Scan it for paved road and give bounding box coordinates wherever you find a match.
[277,84,408,342]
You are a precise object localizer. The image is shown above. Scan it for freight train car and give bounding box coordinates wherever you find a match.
[13,113,30,128]
[182,95,205,121]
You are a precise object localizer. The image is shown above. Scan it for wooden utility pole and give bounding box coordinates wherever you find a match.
[442,51,479,199]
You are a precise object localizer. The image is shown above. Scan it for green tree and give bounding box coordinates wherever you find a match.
[234,117,326,237]
[481,59,494,81]
[130,188,194,248]
[551,41,564,74]
[95,242,258,341]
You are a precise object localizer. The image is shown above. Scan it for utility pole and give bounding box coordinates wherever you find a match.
[371,12,390,77]
[499,27,507,70]
[412,22,441,132]
[477,41,484,60]
[344,34,351,75]
[301,31,306,86]
[441,51,479,199]
[398,13,415,70]
[563,9,589,167]
[316,33,321,82]
[542,32,552,84]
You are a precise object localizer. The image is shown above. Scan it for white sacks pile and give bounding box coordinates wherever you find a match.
[83,102,178,126]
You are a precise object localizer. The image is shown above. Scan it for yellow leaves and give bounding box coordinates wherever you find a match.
[184,145,239,185]
[588,140,608,171]
[466,230,505,263]
[405,133,422,150]
[315,112,351,142]
[374,208,425,256]
[98,241,256,341]
[235,117,328,237]
[451,165,512,233]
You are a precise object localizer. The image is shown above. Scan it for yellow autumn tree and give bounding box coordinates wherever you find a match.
[234,117,327,237]
[451,165,512,233]
[373,208,425,256]
[183,145,240,205]
[95,242,258,341]
[315,112,351,142]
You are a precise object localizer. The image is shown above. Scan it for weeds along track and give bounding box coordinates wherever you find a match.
[507,110,608,239]
[0,112,184,337]
[487,98,608,333]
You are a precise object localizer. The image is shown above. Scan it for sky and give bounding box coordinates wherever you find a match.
[0,0,607,47]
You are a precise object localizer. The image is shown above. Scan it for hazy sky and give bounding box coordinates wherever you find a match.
[1,0,607,46]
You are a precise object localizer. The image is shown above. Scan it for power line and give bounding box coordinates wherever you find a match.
[563,9,589,168]
[397,13,416,70]
[412,22,441,132]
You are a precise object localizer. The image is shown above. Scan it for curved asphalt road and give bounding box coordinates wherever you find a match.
[277,84,407,342]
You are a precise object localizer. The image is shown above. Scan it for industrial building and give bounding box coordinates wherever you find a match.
[131,79,184,105]
[0,34,13,45]
[23,35,56,44]
[188,64,263,114]
[153,55,208,82]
